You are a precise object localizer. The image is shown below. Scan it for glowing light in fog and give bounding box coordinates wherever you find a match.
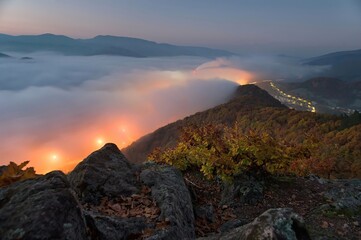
[96,138,104,146]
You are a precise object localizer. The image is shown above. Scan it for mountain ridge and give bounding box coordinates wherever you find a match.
[304,49,361,82]
[0,33,234,58]
[123,84,361,179]
[123,84,286,163]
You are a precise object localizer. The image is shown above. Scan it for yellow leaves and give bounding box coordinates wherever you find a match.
[0,161,38,188]
[147,123,310,182]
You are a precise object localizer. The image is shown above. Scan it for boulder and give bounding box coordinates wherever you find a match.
[221,177,264,205]
[239,181,264,204]
[219,219,247,233]
[140,164,196,239]
[322,179,361,215]
[195,204,215,223]
[0,171,88,240]
[68,143,138,205]
[85,211,149,240]
[199,208,310,240]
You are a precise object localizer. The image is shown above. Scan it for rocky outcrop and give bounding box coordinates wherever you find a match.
[321,179,361,215]
[0,171,88,240]
[199,208,310,240]
[85,211,149,240]
[68,143,138,205]
[140,164,196,239]
[0,144,318,240]
[221,177,264,205]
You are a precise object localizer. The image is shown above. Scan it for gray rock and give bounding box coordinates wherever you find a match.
[307,174,328,184]
[199,208,310,240]
[85,211,149,240]
[0,171,88,240]
[239,181,264,204]
[221,177,264,205]
[322,179,361,215]
[219,219,247,233]
[140,164,196,240]
[68,143,138,205]
[195,204,215,223]
[221,182,239,206]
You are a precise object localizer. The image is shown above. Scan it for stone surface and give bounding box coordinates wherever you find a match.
[239,181,264,204]
[308,174,328,185]
[0,171,88,240]
[221,177,264,205]
[219,219,247,233]
[140,164,196,239]
[195,204,215,223]
[322,179,361,214]
[85,211,149,240]
[68,143,138,205]
[199,208,310,240]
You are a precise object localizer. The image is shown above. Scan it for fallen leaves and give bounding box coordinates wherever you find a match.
[84,186,160,220]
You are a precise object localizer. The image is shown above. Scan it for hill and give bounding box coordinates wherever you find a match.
[257,78,361,114]
[304,49,361,82]
[123,85,286,163]
[0,52,10,58]
[275,78,361,111]
[0,33,233,58]
[124,84,361,178]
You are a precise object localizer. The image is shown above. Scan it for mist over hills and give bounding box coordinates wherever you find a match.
[257,77,361,115]
[0,33,233,58]
[0,52,10,58]
[304,49,361,82]
[281,77,361,106]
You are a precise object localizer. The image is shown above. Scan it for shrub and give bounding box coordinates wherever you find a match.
[0,161,38,187]
[149,124,298,182]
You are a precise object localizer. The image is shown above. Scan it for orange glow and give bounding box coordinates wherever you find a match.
[51,154,58,161]
[191,58,254,85]
[96,138,105,146]
[1,58,255,174]
[192,67,253,85]
[10,119,143,174]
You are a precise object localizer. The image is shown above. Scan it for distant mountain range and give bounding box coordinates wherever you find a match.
[0,33,234,58]
[305,49,361,82]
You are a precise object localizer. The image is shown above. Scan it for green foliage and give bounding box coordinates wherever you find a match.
[149,124,300,182]
[0,161,38,187]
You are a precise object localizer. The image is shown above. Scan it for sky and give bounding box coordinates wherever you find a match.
[0,0,360,56]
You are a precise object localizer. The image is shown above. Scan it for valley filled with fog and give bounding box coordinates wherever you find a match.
[0,52,330,173]
[0,54,239,173]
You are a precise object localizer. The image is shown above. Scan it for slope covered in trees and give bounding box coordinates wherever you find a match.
[124,84,361,178]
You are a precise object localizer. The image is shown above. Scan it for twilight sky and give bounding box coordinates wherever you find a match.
[0,0,360,56]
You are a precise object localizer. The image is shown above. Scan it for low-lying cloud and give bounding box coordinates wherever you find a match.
[0,53,240,173]
[0,53,326,173]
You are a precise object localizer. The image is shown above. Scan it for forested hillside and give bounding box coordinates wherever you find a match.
[124,84,361,178]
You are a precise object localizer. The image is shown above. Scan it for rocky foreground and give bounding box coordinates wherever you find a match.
[0,143,360,240]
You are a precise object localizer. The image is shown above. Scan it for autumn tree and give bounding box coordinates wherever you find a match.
[149,124,297,182]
